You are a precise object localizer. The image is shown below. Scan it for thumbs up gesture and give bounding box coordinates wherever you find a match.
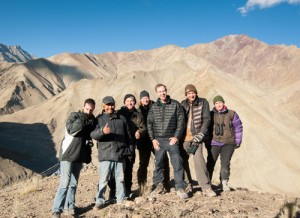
[102,123,111,135]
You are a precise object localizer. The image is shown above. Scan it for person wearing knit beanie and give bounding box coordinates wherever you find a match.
[123,94,136,105]
[208,94,243,193]
[140,90,149,99]
[180,83,217,197]
[213,95,225,104]
[185,84,198,96]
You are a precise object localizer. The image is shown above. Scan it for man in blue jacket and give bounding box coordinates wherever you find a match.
[52,98,97,218]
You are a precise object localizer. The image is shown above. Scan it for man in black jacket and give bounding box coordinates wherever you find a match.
[91,96,133,209]
[137,90,170,195]
[117,94,146,196]
[147,84,188,199]
[52,98,96,218]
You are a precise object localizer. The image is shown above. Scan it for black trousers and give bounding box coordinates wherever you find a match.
[206,144,235,182]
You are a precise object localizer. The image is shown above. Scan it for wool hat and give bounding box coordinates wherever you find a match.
[123,94,136,104]
[185,84,197,96]
[102,96,115,104]
[140,90,149,99]
[213,95,225,104]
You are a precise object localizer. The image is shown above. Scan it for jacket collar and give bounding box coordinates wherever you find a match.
[213,105,228,114]
[157,95,171,106]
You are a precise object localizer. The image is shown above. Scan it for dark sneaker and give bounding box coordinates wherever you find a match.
[52,211,61,218]
[176,189,188,199]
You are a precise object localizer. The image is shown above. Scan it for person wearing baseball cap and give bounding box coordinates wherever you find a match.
[91,96,133,209]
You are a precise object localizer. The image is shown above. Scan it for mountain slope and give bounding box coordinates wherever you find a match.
[0,44,33,62]
[0,35,300,197]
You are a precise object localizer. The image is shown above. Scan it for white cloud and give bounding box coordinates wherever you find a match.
[238,0,300,15]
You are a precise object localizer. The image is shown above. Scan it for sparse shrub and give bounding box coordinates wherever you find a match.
[19,176,42,195]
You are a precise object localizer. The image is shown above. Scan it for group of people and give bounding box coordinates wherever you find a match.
[51,83,243,217]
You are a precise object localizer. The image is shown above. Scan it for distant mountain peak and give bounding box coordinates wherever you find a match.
[0,43,33,62]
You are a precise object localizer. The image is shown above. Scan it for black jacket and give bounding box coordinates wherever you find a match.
[147,96,185,140]
[136,101,154,149]
[59,111,97,163]
[117,106,146,145]
[91,111,133,162]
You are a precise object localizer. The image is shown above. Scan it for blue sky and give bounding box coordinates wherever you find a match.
[1,0,300,58]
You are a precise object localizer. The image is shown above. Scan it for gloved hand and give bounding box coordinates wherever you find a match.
[235,144,241,149]
[193,133,204,143]
[187,143,199,155]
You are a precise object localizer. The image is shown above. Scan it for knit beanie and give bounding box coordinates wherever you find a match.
[185,84,197,96]
[123,94,136,104]
[213,95,225,104]
[140,90,150,99]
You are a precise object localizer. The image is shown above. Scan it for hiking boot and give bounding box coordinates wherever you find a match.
[93,203,104,210]
[51,211,61,218]
[125,188,132,197]
[202,188,217,197]
[176,189,188,199]
[163,182,171,193]
[151,183,165,195]
[222,180,230,192]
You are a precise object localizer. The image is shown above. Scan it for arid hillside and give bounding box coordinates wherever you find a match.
[0,34,299,198]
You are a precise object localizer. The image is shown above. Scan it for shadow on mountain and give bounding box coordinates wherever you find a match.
[1,58,90,116]
[25,57,89,82]
[0,122,58,173]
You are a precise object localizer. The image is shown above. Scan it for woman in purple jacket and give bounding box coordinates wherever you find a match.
[206,95,243,192]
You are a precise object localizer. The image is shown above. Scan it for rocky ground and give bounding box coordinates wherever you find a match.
[1,152,299,218]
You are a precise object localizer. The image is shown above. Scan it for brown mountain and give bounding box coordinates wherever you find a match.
[0,35,299,197]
